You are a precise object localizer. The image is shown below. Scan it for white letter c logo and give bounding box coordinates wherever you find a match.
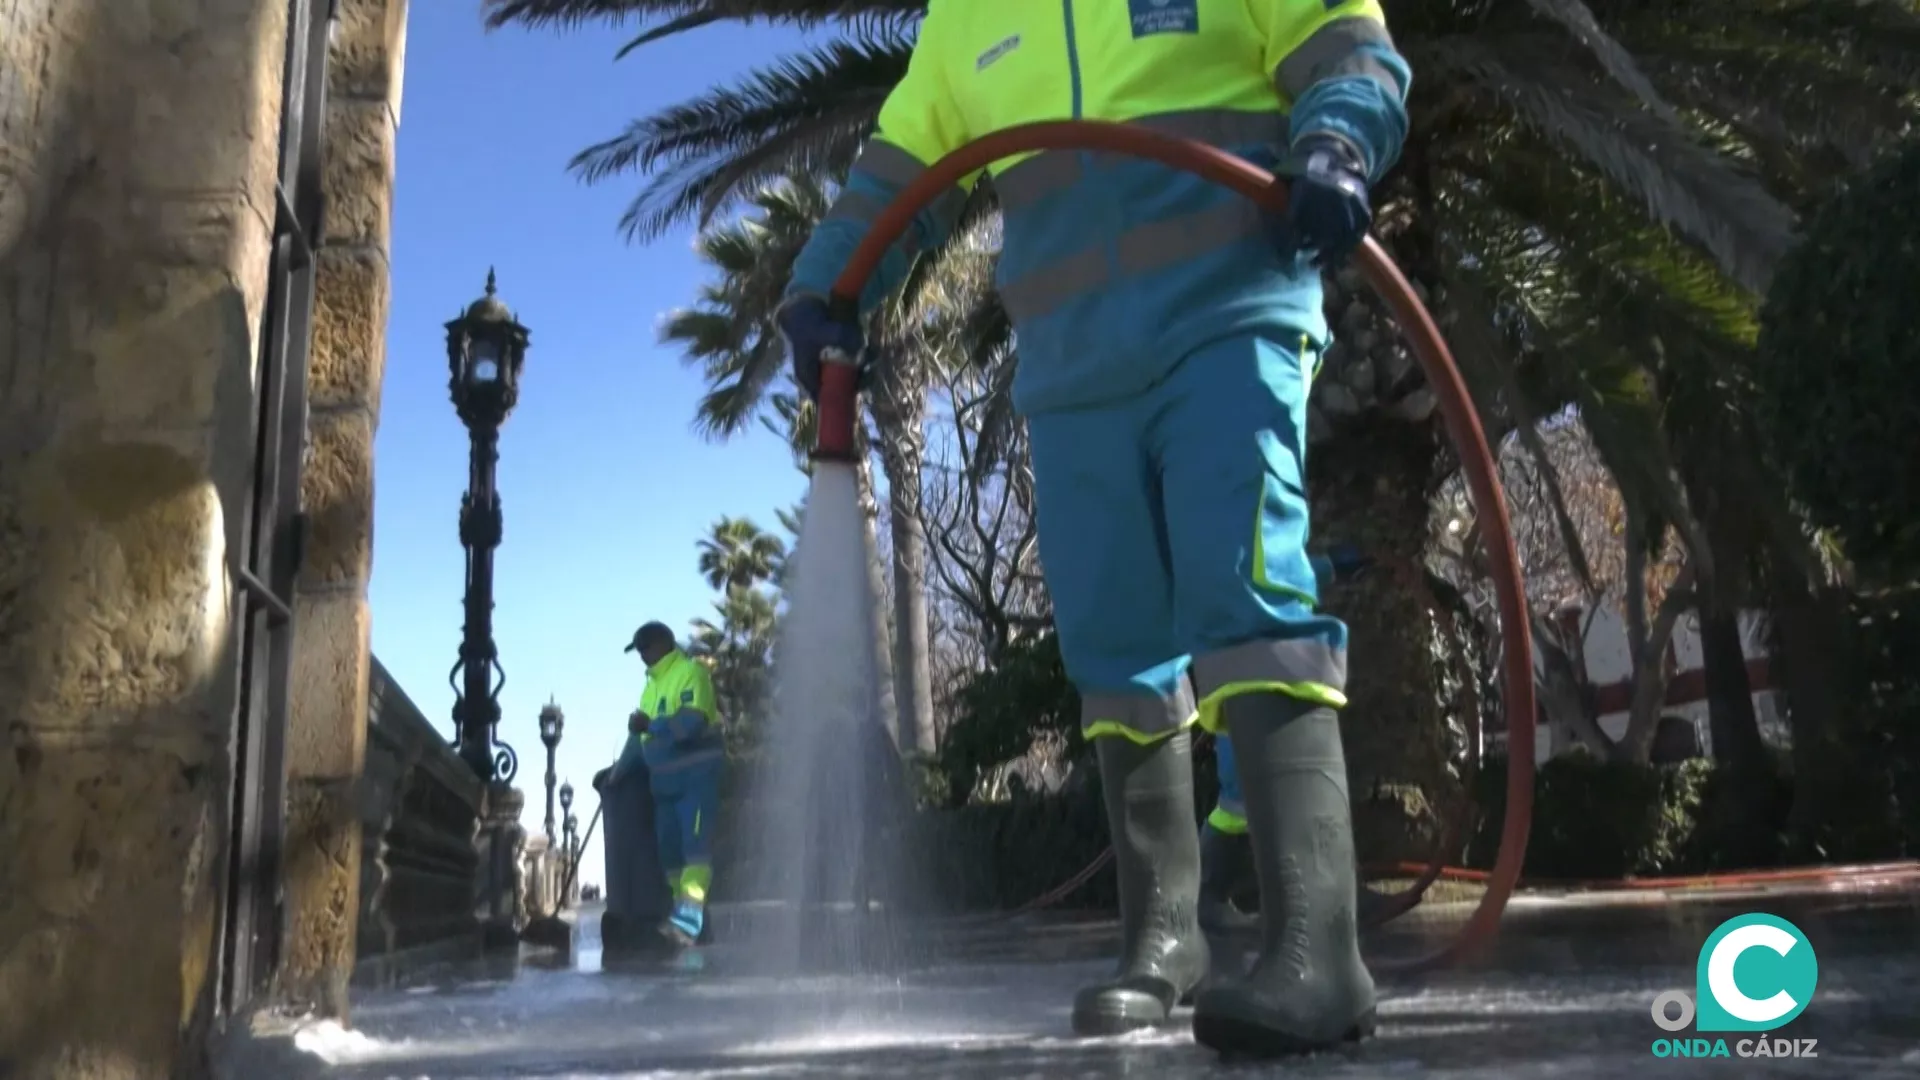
[1708,923,1800,1024]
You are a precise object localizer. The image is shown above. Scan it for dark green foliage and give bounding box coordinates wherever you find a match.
[1755,140,1920,583]
[1799,588,1920,861]
[1464,753,1793,880]
[930,633,1081,808]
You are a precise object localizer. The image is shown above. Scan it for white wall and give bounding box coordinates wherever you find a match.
[1532,605,1786,763]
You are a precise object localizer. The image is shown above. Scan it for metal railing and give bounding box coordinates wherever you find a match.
[216,0,334,1017]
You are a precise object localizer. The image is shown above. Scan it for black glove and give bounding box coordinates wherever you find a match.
[592,766,613,793]
[1271,132,1373,268]
[776,295,866,401]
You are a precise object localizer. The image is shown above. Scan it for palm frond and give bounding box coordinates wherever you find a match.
[1417,32,1797,293]
[568,35,910,240]
[484,0,922,37]
[1519,0,1680,123]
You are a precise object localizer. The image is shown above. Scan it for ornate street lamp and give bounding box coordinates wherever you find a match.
[444,268,529,782]
[539,699,565,846]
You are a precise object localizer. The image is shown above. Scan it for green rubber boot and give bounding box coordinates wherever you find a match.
[1071,731,1210,1035]
[1198,825,1258,936]
[1193,693,1377,1058]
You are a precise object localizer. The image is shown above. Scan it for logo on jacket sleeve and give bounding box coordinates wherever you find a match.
[1130,0,1199,37]
[977,34,1021,71]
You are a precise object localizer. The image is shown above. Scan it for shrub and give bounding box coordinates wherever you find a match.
[1755,140,1920,582]
[1464,752,1792,880]
[932,633,1081,807]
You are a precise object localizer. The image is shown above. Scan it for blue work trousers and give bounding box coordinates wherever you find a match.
[1028,332,1351,741]
[651,759,722,899]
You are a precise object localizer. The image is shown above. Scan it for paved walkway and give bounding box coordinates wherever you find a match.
[277,882,1918,1079]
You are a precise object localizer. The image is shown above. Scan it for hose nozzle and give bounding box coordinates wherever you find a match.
[811,346,860,463]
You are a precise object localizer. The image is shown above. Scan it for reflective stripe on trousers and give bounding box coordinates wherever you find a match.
[1080,684,1197,741]
[1190,634,1344,703]
[1207,804,1248,834]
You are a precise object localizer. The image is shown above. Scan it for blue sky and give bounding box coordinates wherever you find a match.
[370,5,811,886]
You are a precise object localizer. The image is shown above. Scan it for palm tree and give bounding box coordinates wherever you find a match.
[485,0,1919,848]
[689,582,782,753]
[655,175,996,755]
[698,515,787,592]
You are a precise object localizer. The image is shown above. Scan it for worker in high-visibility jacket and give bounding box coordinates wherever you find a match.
[624,622,725,946]
[778,1,1409,1054]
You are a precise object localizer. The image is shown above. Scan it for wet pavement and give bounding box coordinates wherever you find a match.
[295,880,1920,1079]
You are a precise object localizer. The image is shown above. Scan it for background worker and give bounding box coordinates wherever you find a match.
[625,621,726,947]
[779,0,1410,1056]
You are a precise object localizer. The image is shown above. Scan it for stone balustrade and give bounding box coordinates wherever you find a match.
[356,658,487,976]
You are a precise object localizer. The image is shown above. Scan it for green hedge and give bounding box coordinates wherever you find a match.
[905,737,1222,913]
[1462,753,1793,880]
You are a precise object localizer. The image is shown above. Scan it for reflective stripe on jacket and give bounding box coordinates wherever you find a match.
[634,650,723,772]
[788,0,1410,415]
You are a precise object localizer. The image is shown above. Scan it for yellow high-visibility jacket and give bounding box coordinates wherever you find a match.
[634,649,722,773]
[788,0,1410,415]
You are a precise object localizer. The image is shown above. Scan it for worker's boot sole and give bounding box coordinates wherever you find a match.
[1072,988,1181,1035]
[1193,1005,1377,1059]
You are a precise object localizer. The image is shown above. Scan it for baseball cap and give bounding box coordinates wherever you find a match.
[623,621,674,654]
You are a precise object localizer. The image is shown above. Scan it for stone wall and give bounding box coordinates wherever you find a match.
[277,0,407,1022]
[0,1,289,1074]
[1,0,410,1071]
[356,658,483,971]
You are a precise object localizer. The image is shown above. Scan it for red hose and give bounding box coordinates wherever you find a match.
[823,121,1537,973]
[1371,859,1920,891]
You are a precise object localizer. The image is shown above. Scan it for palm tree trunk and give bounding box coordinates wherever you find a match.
[1310,167,1464,862]
[1311,416,1459,864]
[887,479,936,755]
[1699,608,1765,770]
[854,453,901,750]
[871,355,937,756]
[1768,568,1872,855]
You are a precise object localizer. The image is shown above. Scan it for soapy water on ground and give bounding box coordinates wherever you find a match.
[282,897,1920,1078]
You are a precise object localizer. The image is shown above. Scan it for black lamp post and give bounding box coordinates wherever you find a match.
[563,810,581,898]
[539,700,564,846]
[444,269,529,782]
[560,781,577,903]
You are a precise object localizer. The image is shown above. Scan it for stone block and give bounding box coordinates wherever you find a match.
[298,407,375,591]
[280,776,363,1020]
[116,0,288,199]
[287,592,370,781]
[319,98,395,251]
[329,0,408,120]
[0,743,223,1074]
[309,247,389,411]
[0,442,230,724]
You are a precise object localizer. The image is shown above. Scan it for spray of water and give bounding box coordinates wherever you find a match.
[739,462,915,993]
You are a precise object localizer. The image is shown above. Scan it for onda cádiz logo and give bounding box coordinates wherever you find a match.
[1649,913,1820,1061]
